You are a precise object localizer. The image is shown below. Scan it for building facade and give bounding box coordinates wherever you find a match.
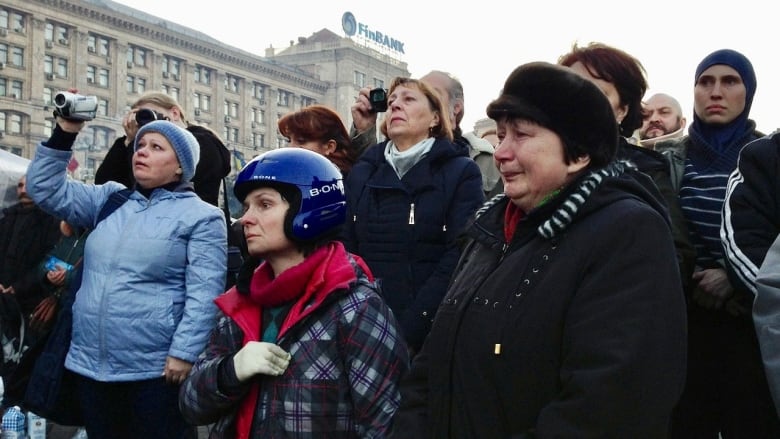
[0,0,408,180]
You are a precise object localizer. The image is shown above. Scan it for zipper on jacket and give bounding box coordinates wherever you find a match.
[408,203,415,225]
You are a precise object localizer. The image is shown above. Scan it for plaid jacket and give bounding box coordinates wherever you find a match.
[180,258,409,438]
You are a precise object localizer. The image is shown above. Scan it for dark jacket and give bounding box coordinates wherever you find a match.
[721,131,780,295]
[392,162,687,438]
[342,137,484,351]
[618,137,696,292]
[94,125,231,206]
[0,203,61,314]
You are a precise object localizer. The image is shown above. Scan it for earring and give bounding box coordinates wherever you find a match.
[175,168,183,175]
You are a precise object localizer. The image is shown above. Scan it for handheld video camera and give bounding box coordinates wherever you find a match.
[369,88,388,113]
[53,92,98,121]
[135,108,168,127]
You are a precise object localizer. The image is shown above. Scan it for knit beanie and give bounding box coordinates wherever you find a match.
[135,120,200,182]
[486,62,618,168]
[694,49,756,114]
[690,49,757,154]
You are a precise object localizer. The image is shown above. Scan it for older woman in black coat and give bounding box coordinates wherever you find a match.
[391,62,687,438]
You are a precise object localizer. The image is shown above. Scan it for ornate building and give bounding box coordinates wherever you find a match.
[0,0,408,180]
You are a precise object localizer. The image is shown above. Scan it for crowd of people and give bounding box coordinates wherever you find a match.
[1,42,779,438]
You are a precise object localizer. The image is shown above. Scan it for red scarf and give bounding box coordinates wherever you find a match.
[504,202,525,243]
[214,241,373,439]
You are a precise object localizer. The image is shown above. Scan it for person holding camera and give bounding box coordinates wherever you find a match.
[95,91,231,207]
[351,71,500,197]
[26,109,228,438]
[342,77,484,356]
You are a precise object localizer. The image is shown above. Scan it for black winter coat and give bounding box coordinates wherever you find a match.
[0,203,61,314]
[392,163,687,438]
[94,125,230,206]
[342,137,484,351]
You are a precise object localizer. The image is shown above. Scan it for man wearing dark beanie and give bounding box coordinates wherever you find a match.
[391,62,686,438]
[656,49,779,438]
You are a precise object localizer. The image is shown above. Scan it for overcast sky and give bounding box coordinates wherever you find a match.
[115,0,779,135]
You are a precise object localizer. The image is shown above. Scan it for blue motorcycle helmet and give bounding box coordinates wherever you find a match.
[234,148,346,244]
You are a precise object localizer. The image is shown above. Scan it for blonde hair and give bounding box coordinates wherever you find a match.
[133,91,224,140]
[379,77,453,142]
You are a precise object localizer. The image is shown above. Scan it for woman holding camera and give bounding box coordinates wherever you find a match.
[342,77,484,356]
[95,91,230,207]
[27,114,227,439]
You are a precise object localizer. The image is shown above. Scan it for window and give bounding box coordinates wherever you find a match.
[277,89,291,107]
[127,76,149,95]
[45,21,68,43]
[126,45,147,67]
[224,74,239,93]
[44,55,53,74]
[0,78,5,96]
[56,58,68,77]
[194,65,211,84]
[43,87,53,104]
[162,55,181,76]
[354,71,366,88]
[0,44,6,64]
[300,96,315,107]
[251,108,265,124]
[98,98,108,116]
[222,127,239,143]
[224,101,239,118]
[276,136,286,149]
[98,68,109,87]
[87,34,110,56]
[374,78,385,89]
[252,133,265,150]
[44,118,54,138]
[10,47,22,67]
[0,112,22,134]
[9,11,24,33]
[162,85,179,102]
[86,65,96,83]
[251,82,266,101]
[0,10,7,30]
[7,78,21,98]
[83,126,114,151]
[194,93,211,112]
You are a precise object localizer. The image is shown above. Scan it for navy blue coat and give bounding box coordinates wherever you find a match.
[342,138,484,350]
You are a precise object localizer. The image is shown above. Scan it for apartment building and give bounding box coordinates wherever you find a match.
[0,0,408,180]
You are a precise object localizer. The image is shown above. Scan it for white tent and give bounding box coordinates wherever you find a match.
[0,149,31,212]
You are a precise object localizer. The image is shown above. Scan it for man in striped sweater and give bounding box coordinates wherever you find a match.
[656,49,779,438]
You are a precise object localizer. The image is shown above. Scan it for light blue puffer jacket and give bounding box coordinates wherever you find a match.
[27,144,227,381]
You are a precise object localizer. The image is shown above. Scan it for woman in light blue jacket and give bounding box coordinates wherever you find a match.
[27,115,227,439]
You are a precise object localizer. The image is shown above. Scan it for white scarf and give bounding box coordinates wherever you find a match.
[383,137,435,179]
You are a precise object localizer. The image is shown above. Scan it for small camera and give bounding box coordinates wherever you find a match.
[135,108,167,127]
[53,92,98,121]
[369,88,388,113]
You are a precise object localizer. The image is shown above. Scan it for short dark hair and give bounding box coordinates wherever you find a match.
[558,42,648,137]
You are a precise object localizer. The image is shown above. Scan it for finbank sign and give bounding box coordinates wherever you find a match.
[341,12,405,55]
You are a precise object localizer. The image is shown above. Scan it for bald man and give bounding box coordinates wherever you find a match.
[639,93,687,148]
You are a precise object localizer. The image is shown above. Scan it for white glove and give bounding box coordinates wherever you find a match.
[233,341,291,382]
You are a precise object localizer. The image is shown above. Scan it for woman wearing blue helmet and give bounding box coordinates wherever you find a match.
[180,148,409,437]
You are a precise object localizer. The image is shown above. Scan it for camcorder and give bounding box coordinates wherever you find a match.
[369,88,388,113]
[53,92,98,121]
[135,108,168,127]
